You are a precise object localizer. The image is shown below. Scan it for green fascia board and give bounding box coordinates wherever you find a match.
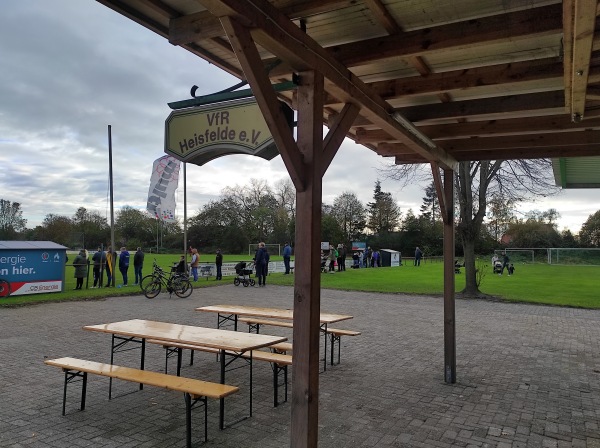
[168,81,297,110]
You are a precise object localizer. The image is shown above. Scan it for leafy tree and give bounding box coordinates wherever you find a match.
[321,204,345,245]
[505,220,561,248]
[560,229,578,248]
[579,210,600,247]
[115,206,155,247]
[0,199,27,239]
[72,207,110,249]
[366,181,401,234]
[332,192,366,242]
[272,178,296,243]
[221,179,280,244]
[38,214,73,246]
[189,199,245,253]
[485,194,516,242]
[524,208,560,228]
[419,182,438,223]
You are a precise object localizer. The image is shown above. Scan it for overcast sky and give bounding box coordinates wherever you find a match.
[1,1,598,234]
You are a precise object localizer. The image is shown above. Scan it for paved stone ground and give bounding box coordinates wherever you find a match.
[1,284,599,448]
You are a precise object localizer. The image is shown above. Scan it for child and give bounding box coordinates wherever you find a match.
[175,255,187,274]
[507,263,515,276]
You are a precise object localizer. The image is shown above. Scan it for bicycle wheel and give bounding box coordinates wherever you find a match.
[174,278,193,298]
[0,279,10,297]
[140,274,157,292]
[143,279,162,299]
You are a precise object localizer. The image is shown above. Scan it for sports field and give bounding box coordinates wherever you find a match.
[1,254,598,308]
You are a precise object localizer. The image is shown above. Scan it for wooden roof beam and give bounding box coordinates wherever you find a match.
[394,145,600,163]
[219,15,306,190]
[367,58,565,101]
[563,0,598,122]
[437,130,600,152]
[199,0,458,171]
[449,145,600,161]
[170,0,359,45]
[399,91,565,122]
[356,111,600,142]
[267,4,563,77]
[363,0,401,35]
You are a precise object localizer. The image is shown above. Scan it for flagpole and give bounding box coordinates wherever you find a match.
[108,125,115,287]
[183,162,187,261]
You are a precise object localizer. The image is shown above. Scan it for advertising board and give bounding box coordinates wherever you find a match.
[0,241,67,296]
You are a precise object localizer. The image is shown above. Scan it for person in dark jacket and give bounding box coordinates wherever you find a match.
[215,249,223,280]
[282,242,292,274]
[91,247,106,288]
[73,249,87,290]
[254,242,269,286]
[414,247,423,266]
[119,247,130,286]
[175,255,187,274]
[133,247,144,285]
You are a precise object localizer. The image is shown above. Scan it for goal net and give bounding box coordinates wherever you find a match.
[547,248,600,266]
[248,243,281,257]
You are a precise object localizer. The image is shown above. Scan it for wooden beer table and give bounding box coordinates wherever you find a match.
[195,304,353,371]
[83,319,287,428]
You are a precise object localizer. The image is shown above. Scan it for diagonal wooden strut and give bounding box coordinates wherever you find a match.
[219,16,306,190]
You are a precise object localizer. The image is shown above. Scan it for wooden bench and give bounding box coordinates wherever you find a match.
[44,357,239,447]
[147,340,292,407]
[237,317,361,366]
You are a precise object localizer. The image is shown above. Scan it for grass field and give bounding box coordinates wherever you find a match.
[1,254,599,309]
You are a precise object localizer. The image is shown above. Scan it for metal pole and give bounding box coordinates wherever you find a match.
[108,125,115,287]
[183,162,188,262]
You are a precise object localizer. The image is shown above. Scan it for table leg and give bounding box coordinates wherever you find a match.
[322,324,328,372]
[219,349,225,430]
[140,338,145,390]
[109,334,115,399]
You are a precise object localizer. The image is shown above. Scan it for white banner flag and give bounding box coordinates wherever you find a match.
[146,155,181,222]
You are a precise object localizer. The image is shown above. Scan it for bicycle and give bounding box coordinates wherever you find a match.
[0,278,11,298]
[140,261,193,299]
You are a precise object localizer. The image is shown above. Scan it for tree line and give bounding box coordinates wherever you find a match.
[1,183,599,256]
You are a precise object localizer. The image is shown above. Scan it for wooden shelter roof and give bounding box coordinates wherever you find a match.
[97,0,600,171]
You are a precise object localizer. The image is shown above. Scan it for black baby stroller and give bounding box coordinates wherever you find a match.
[493,259,503,274]
[234,261,256,287]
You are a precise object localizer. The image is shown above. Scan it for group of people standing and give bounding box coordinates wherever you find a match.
[72,245,144,290]
[360,247,381,268]
[186,246,224,281]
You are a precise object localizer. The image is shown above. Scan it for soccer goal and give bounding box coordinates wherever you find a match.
[248,243,281,257]
[547,248,600,266]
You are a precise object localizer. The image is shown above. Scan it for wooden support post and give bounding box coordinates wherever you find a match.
[442,168,456,383]
[291,70,324,448]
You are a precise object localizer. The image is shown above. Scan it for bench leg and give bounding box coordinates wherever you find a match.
[246,322,260,334]
[62,370,87,416]
[184,393,208,447]
[329,334,342,365]
[271,363,288,407]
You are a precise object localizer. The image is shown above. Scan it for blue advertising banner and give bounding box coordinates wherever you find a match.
[0,242,67,296]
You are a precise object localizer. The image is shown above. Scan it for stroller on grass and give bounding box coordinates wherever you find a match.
[234,261,256,287]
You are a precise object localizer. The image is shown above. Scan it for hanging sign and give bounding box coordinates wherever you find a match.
[165,98,289,166]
